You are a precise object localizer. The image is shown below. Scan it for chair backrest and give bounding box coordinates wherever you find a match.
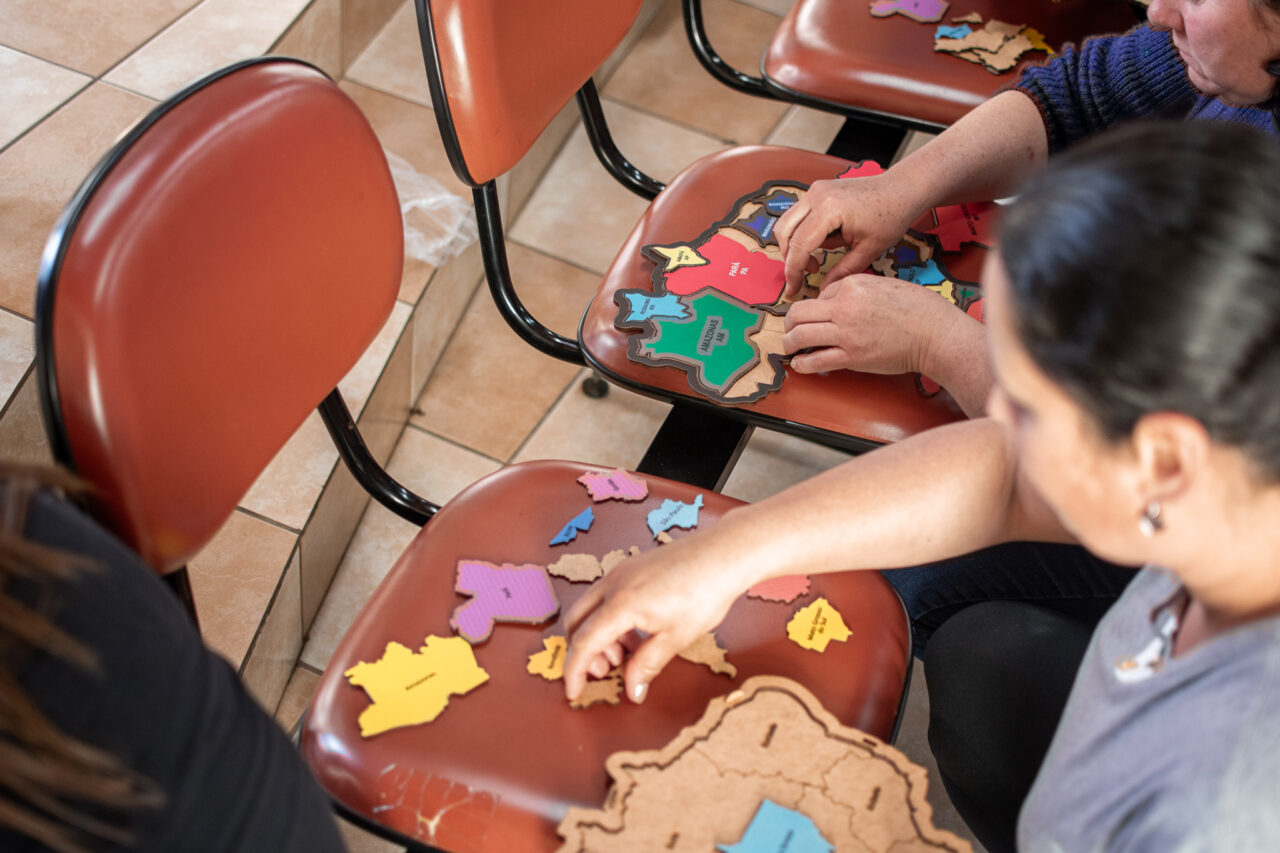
[36,58,404,574]
[417,0,644,186]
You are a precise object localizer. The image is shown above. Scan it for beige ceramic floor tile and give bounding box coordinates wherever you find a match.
[0,47,91,151]
[509,99,727,275]
[603,0,788,145]
[344,0,429,107]
[764,104,846,153]
[0,311,34,407]
[275,665,322,733]
[896,660,987,851]
[739,0,795,14]
[189,509,298,669]
[0,82,155,318]
[104,0,312,99]
[411,245,599,460]
[301,427,501,669]
[720,428,851,503]
[338,819,406,853]
[512,369,671,470]
[0,0,197,76]
[340,300,414,415]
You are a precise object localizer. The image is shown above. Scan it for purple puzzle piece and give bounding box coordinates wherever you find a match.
[868,0,949,24]
[450,561,560,644]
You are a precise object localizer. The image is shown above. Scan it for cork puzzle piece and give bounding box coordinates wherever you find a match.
[547,553,605,583]
[934,15,1049,74]
[555,675,974,852]
[677,632,737,679]
[571,668,624,709]
[343,636,489,737]
[450,560,560,644]
[868,0,949,23]
[787,597,852,652]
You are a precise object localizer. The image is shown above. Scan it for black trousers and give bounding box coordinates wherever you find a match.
[923,600,1105,853]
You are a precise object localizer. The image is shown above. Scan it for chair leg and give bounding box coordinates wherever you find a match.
[826,117,910,167]
[163,566,200,626]
[637,404,752,491]
[581,372,610,399]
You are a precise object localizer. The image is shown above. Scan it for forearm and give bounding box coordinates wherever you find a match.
[677,419,1068,591]
[891,90,1048,214]
[921,310,993,418]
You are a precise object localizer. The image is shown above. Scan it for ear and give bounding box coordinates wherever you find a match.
[1129,412,1211,502]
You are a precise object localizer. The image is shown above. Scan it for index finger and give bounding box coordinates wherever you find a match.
[563,597,639,701]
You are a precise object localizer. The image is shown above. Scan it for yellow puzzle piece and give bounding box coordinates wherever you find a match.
[650,243,708,271]
[786,597,851,652]
[527,636,568,681]
[343,635,489,737]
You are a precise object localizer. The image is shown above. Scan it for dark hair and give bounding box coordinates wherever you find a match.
[999,120,1280,480]
[0,464,160,851]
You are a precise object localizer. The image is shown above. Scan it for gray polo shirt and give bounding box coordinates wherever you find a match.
[1018,568,1280,851]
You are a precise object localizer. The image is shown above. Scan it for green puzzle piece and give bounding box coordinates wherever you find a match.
[632,289,763,394]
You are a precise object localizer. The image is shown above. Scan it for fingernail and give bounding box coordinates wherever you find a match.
[631,682,648,704]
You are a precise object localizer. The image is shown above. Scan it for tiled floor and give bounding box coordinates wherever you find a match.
[2,0,981,850]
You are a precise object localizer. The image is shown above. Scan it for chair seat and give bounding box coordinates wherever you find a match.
[582,144,987,450]
[764,0,1138,127]
[301,460,909,852]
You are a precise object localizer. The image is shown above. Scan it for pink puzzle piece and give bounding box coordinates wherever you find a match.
[450,561,560,644]
[661,233,786,307]
[577,469,649,502]
[868,0,949,23]
[747,575,812,603]
[835,160,886,180]
[927,201,999,251]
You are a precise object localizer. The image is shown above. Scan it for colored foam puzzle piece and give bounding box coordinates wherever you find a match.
[868,0,949,22]
[895,259,947,285]
[570,668,624,709]
[835,160,886,180]
[760,189,799,215]
[630,289,778,401]
[729,211,779,247]
[527,636,567,681]
[450,561,560,643]
[577,468,649,502]
[927,201,999,251]
[677,632,737,679]
[935,22,971,38]
[660,233,787,306]
[646,495,704,538]
[556,676,975,852]
[650,243,708,271]
[722,311,788,403]
[551,506,595,546]
[718,799,834,853]
[746,574,811,603]
[616,291,691,326]
[1023,26,1054,54]
[786,597,851,652]
[343,636,489,737]
[547,553,604,583]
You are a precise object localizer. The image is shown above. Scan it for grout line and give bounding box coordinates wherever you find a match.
[502,369,586,464]
[399,421,507,468]
[598,93,743,149]
[0,364,35,424]
[235,505,305,537]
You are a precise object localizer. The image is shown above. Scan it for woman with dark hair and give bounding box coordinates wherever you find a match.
[775,0,1280,656]
[562,121,1280,850]
[0,464,346,851]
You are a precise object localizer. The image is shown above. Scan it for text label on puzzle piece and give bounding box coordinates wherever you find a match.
[646,494,704,538]
[550,506,594,546]
[343,636,489,737]
[450,561,560,643]
[577,468,649,502]
[786,597,851,652]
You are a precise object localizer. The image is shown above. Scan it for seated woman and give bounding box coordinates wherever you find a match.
[562,121,1280,851]
[0,464,346,851]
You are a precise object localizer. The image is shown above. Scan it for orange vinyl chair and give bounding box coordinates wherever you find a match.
[35,57,912,852]
[686,0,1141,132]
[415,0,999,492]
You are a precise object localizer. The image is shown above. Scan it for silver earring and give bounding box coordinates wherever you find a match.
[1138,501,1164,537]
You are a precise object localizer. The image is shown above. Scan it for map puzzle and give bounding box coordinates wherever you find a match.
[616,165,994,405]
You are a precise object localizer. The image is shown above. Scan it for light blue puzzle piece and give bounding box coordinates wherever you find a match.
[896,259,947,285]
[550,506,594,546]
[718,799,834,853]
[646,495,703,538]
[620,291,691,323]
[935,23,972,39]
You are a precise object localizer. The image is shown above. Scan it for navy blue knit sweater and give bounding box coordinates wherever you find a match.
[1011,25,1276,153]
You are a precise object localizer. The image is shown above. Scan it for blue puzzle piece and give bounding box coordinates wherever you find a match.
[742,213,777,242]
[763,192,798,215]
[936,23,972,39]
[893,245,920,265]
[718,800,834,853]
[646,495,703,538]
[619,291,691,323]
[896,259,947,285]
[550,507,594,546]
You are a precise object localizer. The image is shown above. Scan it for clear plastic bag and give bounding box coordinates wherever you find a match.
[385,151,479,266]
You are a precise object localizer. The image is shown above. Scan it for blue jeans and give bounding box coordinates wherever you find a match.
[881,542,1137,656]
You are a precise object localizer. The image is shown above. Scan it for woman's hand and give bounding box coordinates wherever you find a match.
[562,536,753,705]
[774,173,925,296]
